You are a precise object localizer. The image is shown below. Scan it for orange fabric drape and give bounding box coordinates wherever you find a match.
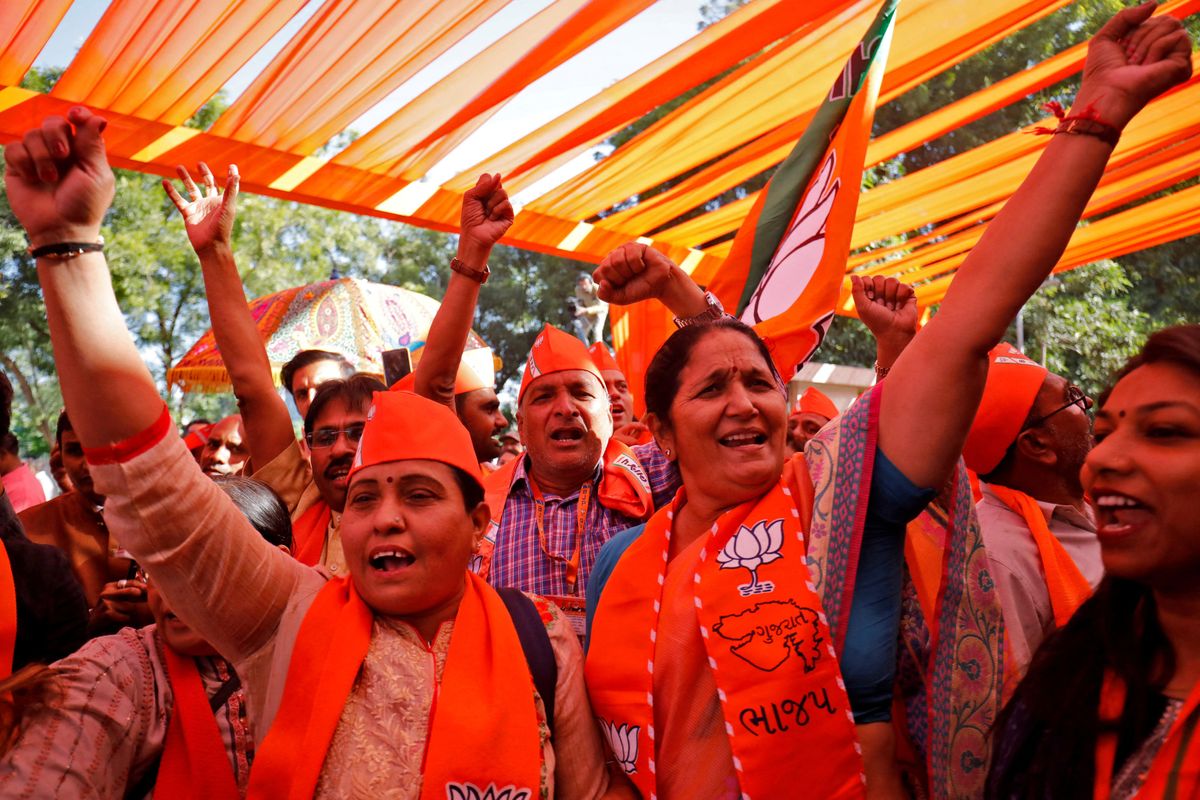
[52,0,306,126]
[331,0,656,178]
[0,0,74,88]
[209,0,510,154]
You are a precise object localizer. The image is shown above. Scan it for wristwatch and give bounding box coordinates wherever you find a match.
[673,291,726,328]
[449,256,490,284]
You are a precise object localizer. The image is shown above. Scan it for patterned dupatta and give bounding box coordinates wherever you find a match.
[806,384,1007,799]
[892,471,1007,798]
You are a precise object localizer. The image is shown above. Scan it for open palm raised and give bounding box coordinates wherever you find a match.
[163,162,239,255]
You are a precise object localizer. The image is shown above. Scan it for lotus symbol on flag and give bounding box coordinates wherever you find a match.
[445,783,531,800]
[717,519,785,596]
[599,719,640,774]
[742,151,840,325]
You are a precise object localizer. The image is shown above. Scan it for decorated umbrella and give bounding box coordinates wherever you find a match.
[168,276,489,393]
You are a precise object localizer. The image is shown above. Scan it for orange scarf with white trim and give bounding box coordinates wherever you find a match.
[246,572,542,800]
[586,480,864,800]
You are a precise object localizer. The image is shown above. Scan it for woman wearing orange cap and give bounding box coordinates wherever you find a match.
[6,110,622,798]
[583,7,1191,798]
[988,325,1200,799]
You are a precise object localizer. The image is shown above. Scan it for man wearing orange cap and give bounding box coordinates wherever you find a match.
[588,342,652,446]
[165,162,512,575]
[478,324,682,611]
[787,386,840,456]
[964,344,1101,671]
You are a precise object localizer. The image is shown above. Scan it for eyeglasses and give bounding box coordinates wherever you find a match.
[1021,385,1092,431]
[305,423,365,449]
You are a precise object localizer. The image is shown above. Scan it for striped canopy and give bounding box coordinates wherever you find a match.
[1,0,1197,311]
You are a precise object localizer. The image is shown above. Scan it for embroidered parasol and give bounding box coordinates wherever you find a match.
[168,276,489,393]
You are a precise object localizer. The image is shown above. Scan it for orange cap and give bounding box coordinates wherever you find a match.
[389,346,495,396]
[795,387,838,420]
[588,342,622,374]
[963,344,1048,475]
[518,324,604,403]
[350,391,482,490]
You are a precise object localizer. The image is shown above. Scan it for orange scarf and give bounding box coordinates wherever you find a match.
[292,502,332,567]
[1095,671,1200,799]
[475,438,654,580]
[156,645,241,800]
[586,483,864,799]
[247,572,542,800]
[0,542,14,676]
[987,485,1093,628]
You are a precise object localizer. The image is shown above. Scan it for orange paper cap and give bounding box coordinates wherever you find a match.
[963,344,1048,475]
[796,387,838,420]
[350,391,483,490]
[389,347,495,396]
[588,342,622,375]
[518,324,604,403]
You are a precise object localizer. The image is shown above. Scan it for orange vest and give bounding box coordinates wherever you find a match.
[246,573,542,799]
[1095,671,1200,799]
[586,481,865,799]
[155,645,240,800]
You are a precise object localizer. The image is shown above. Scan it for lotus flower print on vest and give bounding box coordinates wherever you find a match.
[716,519,785,596]
[599,719,640,775]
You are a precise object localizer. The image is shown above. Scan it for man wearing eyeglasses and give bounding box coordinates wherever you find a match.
[251,374,384,575]
[962,344,1102,673]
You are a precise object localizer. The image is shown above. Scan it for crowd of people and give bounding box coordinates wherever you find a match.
[0,5,1195,798]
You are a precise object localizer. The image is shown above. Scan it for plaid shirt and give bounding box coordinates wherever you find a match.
[488,442,680,596]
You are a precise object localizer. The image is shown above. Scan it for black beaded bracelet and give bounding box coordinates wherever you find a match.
[28,239,105,259]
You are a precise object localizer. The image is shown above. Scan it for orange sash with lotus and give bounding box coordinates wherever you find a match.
[247,572,542,800]
[586,484,865,799]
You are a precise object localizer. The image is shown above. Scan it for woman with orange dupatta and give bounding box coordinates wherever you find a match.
[5,109,623,799]
[988,325,1200,800]
[583,6,1191,798]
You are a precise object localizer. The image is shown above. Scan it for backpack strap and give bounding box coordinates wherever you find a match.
[496,587,557,741]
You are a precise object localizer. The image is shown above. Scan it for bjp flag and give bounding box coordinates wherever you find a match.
[707,0,897,378]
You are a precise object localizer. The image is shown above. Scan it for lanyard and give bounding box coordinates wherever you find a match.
[528,478,591,593]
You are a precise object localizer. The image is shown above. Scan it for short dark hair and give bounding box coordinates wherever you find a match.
[212,476,293,550]
[55,410,73,447]
[643,318,780,425]
[0,370,12,440]
[1,432,17,457]
[303,374,386,437]
[280,350,354,397]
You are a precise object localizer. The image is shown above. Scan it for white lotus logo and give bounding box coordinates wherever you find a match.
[717,519,785,596]
[445,783,531,800]
[599,719,639,775]
[742,150,840,325]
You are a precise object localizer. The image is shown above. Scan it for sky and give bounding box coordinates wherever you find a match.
[31,0,710,206]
